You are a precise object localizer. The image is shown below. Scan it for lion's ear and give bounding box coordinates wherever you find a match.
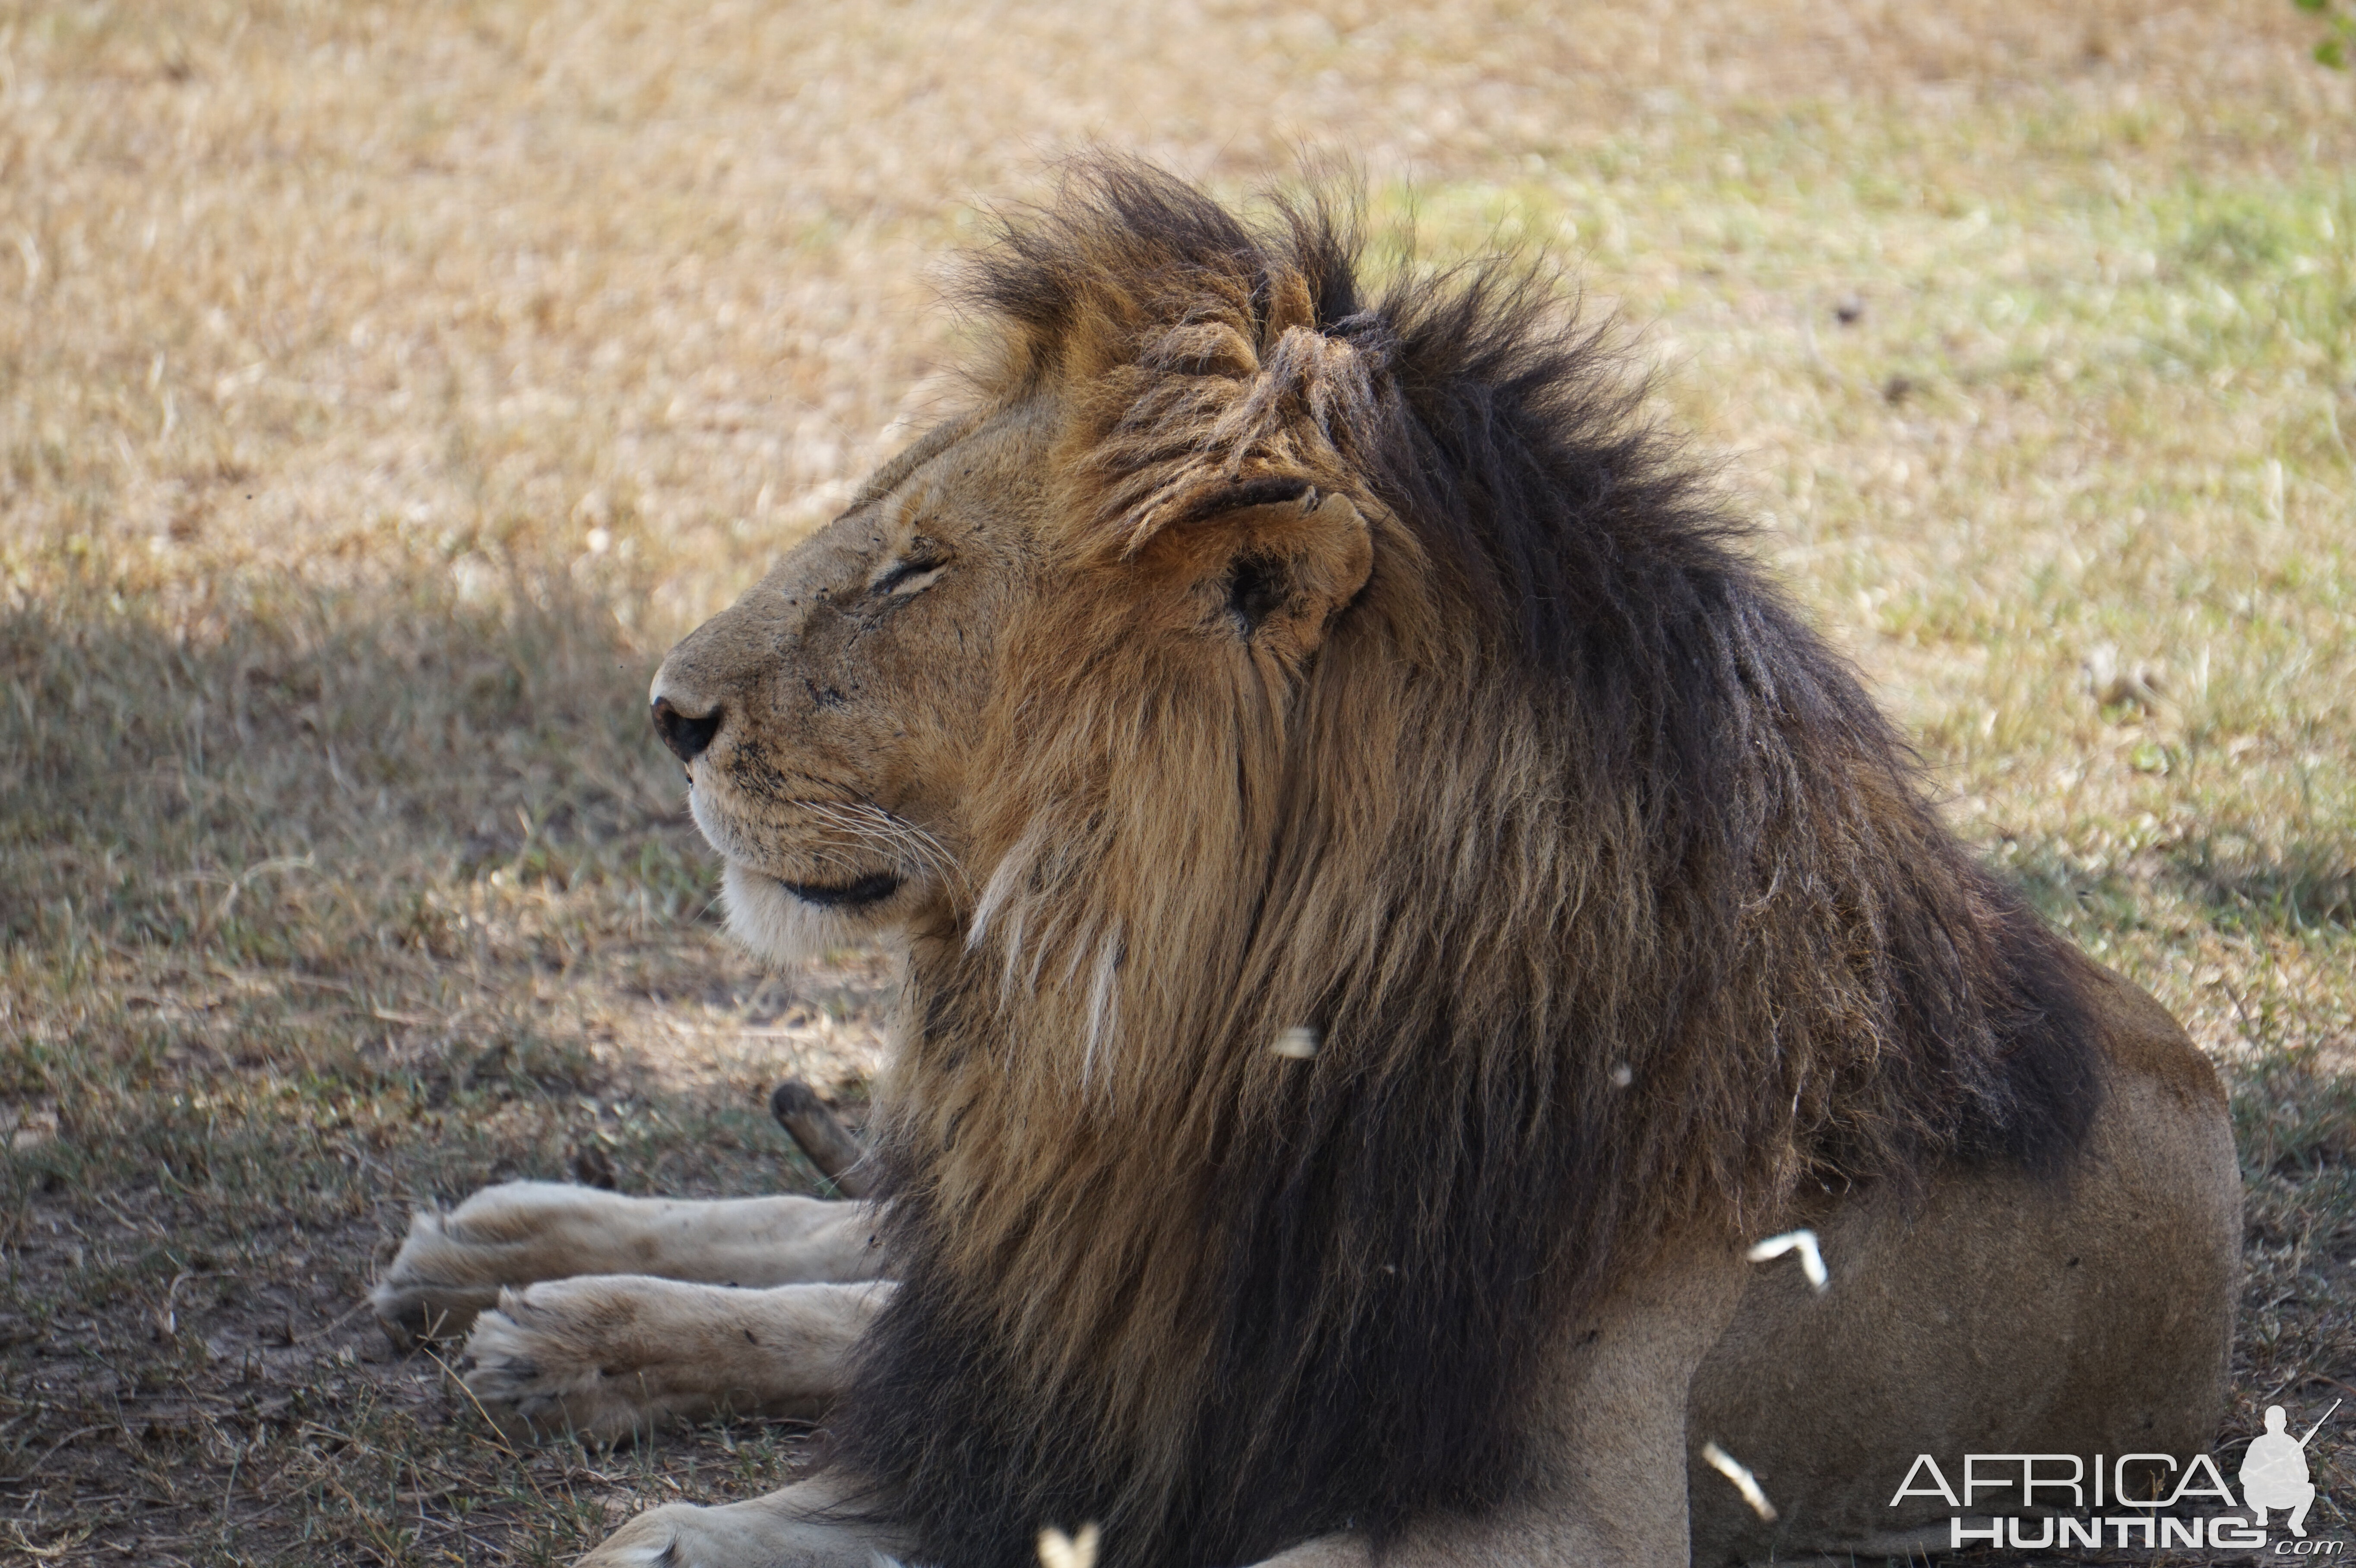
[1166,481,1373,658]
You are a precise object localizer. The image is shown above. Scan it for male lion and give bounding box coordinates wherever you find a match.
[373,162,2239,1568]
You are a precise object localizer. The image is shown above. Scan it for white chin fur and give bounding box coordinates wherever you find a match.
[719,862,877,964]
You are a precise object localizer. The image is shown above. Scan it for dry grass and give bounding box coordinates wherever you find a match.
[3,1,2353,1562]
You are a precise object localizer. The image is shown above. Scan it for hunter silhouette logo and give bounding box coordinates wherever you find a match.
[2245,1400,2337,1538]
[1890,1399,2341,1553]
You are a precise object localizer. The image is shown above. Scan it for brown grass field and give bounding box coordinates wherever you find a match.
[3,1,2353,1562]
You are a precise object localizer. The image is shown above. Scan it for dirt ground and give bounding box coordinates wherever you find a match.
[2,0,2352,1562]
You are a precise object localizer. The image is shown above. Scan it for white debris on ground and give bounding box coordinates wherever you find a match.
[1700,1440,1779,1522]
[1745,1228,1829,1292]
[1037,1524,1101,1568]
[1271,1027,1321,1059]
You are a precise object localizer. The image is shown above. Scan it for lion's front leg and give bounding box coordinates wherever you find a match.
[371,1180,884,1343]
[580,1473,905,1568]
[461,1276,889,1443]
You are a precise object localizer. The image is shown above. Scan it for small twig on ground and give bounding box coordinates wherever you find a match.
[770,1081,873,1198]
[291,1297,375,1345]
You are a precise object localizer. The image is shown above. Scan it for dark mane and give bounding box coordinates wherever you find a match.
[830,159,2104,1568]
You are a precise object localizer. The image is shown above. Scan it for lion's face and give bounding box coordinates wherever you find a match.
[649,386,1375,967]
[648,403,1055,962]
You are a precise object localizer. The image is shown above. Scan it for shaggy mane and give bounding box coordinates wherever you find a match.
[831,160,2103,1568]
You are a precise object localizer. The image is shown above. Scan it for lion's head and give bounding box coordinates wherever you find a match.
[649,162,2103,1568]
[649,387,1376,980]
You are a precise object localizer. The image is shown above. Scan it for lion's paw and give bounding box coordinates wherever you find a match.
[576,1499,890,1568]
[459,1280,697,1444]
[574,1504,715,1567]
[370,1207,503,1347]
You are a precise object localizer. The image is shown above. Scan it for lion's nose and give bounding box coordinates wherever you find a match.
[651,695,723,764]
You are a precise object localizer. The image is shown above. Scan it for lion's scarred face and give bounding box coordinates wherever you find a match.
[646,406,1044,962]
[649,389,1374,968]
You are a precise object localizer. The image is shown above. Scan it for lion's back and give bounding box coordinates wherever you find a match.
[1685,958,2236,1565]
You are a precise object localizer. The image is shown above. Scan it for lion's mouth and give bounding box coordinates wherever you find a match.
[775,872,903,909]
[687,789,916,914]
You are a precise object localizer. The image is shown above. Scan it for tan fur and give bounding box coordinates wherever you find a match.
[387,167,2239,1567]
[371,1182,880,1342]
[462,1276,886,1443]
